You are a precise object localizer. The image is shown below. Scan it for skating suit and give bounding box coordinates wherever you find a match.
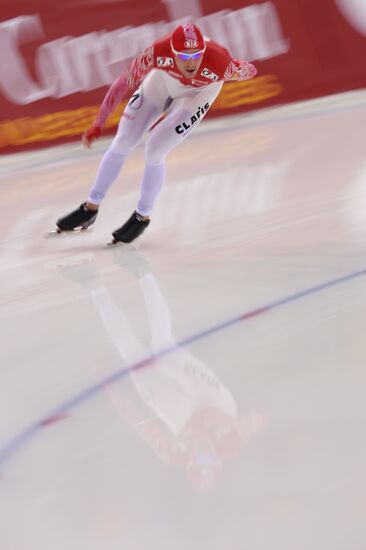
[94,34,257,129]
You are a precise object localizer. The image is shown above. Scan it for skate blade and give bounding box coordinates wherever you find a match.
[106,238,119,246]
[45,227,92,238]
[105,240,138,249]
[106,237,132,246]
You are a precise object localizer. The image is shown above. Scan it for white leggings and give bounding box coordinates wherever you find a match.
[88,70,222,216]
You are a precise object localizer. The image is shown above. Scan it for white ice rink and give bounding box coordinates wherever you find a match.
[1,90,366,550]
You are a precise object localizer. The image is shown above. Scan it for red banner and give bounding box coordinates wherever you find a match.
[0,0,365,153]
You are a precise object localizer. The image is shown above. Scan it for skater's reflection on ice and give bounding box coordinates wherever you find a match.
[59,250,268,491]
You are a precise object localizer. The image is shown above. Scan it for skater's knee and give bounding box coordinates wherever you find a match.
[145,136,168,165]
[110,133,136,156]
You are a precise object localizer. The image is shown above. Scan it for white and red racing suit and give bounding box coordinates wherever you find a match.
[86,32,257,215]
[92,33,257,130]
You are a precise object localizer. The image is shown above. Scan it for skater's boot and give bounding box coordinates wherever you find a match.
[56,203,98,232]
[111,211,150,244]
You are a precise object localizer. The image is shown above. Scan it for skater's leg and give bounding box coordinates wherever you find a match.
[86,103,160,206]
[136,164,166,217]
[110,84,222,242]
[136,83,223,217]
[87,70,170,206]
[55,73,171,232]
[87,149,128,205]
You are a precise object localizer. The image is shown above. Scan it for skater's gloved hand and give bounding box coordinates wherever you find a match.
[82,124,101,148]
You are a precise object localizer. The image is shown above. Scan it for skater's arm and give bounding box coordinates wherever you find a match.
[82,44,155,147]
[94,43,155,130]
[224,59,257,81]
[93,72,129,130]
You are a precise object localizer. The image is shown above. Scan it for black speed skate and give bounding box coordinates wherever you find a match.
[110,211,150,244]
[55,203,98,233]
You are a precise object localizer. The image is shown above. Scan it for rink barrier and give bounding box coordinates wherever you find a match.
[1,0,366,152]
[0,76,282,150]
